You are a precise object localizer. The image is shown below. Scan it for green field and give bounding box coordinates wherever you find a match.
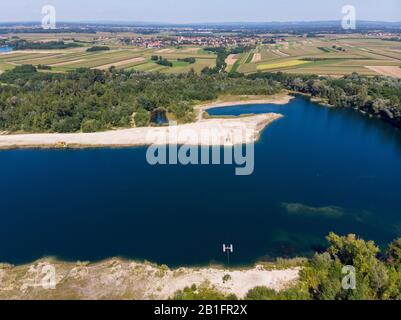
[257,59,310,71]
[236,37,401,77]
[1,35,400,77]
[0,41,217,74]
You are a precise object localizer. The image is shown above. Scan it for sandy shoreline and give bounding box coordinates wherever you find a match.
[0,258,300,300]
[197,93,293,112]
[0,94,292,150]
[0,113,283,150]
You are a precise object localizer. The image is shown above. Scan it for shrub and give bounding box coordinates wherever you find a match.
[37,64,52,70]
[134,109,150,127]
[245,286,309,300]
[86,46,110,52]
[81,119,103,132]
[172,283,237,300]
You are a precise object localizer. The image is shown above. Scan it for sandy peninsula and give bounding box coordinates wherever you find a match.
[196,93,293,113]
[0,94,292,150]
[0,258,300,300]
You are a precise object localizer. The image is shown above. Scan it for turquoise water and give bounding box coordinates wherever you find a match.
[1,96,401,266]
[0,46,13,53]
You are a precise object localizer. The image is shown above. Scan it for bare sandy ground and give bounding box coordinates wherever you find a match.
[0,259,300,300]
[93,57,146,70]
[155,265,299,299]
[0,114,282,150]
[225,54,238,66]
[366,66,401,78]
[251,53,261,63]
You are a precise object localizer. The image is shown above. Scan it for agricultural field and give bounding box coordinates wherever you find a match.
[257,59,310,71]
[0,47,216,74]
[235,37,401,77]
[0,34,217,74]
[1,33,400,78]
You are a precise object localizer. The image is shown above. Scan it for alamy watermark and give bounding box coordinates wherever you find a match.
[342,5,357,30]
[21,263,57,290]
[145,121,255,176]
[342,265,357,290]
[42,5,56,29]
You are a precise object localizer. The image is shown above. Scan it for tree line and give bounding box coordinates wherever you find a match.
[86,46,110,52]
[6,39,82,50]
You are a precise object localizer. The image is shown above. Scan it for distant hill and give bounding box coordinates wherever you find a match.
[0,20,400,34]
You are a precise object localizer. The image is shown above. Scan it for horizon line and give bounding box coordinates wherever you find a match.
[1,19,401,25]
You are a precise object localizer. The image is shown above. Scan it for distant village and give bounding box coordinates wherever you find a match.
[116,31,401,49]
[119,35,278,48]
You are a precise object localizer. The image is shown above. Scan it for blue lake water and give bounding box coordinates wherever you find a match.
[0,46,13,53]
[1,96,401,266]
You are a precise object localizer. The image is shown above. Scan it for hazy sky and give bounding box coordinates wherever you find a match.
[0,0,400,23]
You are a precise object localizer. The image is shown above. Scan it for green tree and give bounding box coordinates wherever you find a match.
[387,238,401,266]
[81,119,103,132]
[134,108,150,127]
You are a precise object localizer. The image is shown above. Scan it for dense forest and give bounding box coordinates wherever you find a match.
[173,233,401,300]
[0,62,400,133]
[248,71,401,129]
[0,65,281,133]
